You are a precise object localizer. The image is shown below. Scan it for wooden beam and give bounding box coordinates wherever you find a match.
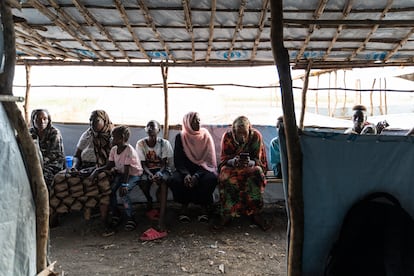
[251,0,270,61]
[299,60,312,129]
[1,1,49,273]
[72,0,131,62]
[182,0,195,62]
[270,1,304,275]
[28,0,107,60]
[114,0,151,61]
[161,63,169,140]
[227,0,247,61]
[347,0,394,62]
[137,0,176,62]
[205,0,216,62]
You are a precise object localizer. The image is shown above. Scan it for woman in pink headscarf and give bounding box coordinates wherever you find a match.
[169,112,218,223]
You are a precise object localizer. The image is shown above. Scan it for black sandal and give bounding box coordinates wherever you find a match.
[252,214,272,232]
[124,219,137,231]
[110,216,121,228]
[197,214,209,223]
[178,214,191,223]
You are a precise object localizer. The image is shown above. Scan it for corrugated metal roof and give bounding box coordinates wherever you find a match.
[10,0,414,69]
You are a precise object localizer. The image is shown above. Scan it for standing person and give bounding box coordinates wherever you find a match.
[91,125,143,236]
[29,109,65,189]
[136,120,173,240]
[169,112,218,224]
[269,116,283,179]
[345,105,376,134]
[217,115,270,231]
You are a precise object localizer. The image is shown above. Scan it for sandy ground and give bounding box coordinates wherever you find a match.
[49,202,288,275]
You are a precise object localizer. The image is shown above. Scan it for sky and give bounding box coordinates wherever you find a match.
[12,65,414,128]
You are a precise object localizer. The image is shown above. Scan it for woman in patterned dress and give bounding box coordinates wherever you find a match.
[218,115,270,231]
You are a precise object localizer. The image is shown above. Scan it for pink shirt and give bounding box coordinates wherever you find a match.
[109,144,143,176]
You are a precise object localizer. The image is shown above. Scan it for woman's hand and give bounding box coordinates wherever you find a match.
[89,169,98,179]
[119,183,129,197]
[184,174,192,188]
[238,155,250,168]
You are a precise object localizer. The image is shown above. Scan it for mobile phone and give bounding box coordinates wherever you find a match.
[239,152,249,160]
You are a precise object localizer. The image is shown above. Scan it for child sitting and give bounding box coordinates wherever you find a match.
[91,125,143,236]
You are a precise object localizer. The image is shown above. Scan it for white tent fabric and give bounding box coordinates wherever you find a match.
[281,130,414,275]
[0,105,36,276]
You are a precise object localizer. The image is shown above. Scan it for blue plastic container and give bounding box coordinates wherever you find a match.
[65,156,73,168]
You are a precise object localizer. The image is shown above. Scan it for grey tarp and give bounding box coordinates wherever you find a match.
[0,104,36,276]
[281,129,414,276]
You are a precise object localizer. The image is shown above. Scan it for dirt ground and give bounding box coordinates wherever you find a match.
[49,202,288,275]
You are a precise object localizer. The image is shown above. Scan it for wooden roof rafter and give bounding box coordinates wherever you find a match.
[14,24,77,60]
[113,0,151,61]
[347,0,394,62]
[182,0,195,62]
[294,0,329,64]
[251,0,269,61]
[16,43,54,59]
[136,0,176,62]
[28,0,107,60]
[384,27,414,62]
[205,0,216,62]
[322,0,354,60]
[72,0,130,62]
[46,0,114,60]
[227,0,247,61]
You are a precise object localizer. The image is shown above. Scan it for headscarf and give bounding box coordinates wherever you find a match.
[30,108,52,136]
[219,115,268,172]
[90,110,113,167]
[181,112,217,174]
[29,109,65,186]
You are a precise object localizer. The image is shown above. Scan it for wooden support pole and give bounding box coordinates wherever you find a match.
[299,60,312,129]
[270,1,304,275]
[370,78,376,116]
[160,62,169,139]
[24,63,31,124]
[0,2,49,273]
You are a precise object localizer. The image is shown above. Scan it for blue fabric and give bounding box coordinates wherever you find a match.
[110,174,140,217]
[269,128,281,176]
[281,130,414,276]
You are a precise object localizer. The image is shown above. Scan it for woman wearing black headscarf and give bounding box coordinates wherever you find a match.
[29,109,65,189]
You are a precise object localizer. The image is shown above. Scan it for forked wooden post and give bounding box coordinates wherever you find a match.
[270,0,304,275]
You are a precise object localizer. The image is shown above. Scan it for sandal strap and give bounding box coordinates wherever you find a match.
[178,215,191,223]
[197,214,209,222]
[124,220,137,230]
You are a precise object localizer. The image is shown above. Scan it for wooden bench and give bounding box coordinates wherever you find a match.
[265,170,283,185]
